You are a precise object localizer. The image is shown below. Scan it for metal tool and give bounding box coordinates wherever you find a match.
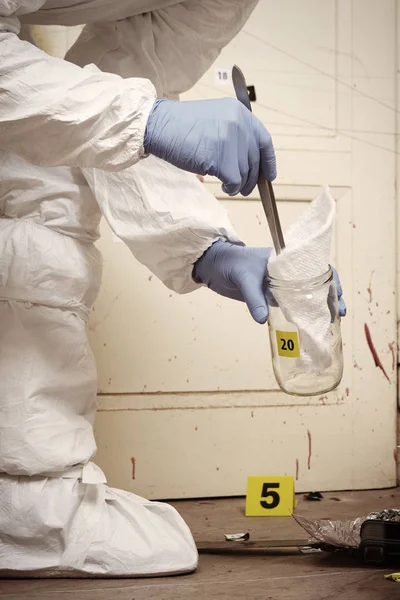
[196,538,321,554]
[232,65,285,254]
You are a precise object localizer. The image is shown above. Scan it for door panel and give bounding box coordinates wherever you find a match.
[92,196,340,395]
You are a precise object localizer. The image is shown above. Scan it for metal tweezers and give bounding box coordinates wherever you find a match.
[232,65,285,254]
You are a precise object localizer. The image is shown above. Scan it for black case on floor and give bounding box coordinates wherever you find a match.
[360,520,400,564]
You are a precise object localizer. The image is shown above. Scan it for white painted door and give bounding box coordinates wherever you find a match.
[90,0,398,498]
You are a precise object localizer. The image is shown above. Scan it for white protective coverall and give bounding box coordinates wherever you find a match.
[0,0,258,578]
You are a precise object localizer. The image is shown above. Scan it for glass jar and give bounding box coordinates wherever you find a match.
[267,267,343,396]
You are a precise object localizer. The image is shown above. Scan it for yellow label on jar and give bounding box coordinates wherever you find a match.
[276,330,300,358]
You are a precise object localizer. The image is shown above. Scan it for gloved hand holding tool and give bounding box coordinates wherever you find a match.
[144,98,277,196]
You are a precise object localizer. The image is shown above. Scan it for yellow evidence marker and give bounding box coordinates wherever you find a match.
[245,476,295,517]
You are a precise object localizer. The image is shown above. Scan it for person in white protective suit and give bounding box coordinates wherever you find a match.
[0,0,278,578]
[0,0,345,579]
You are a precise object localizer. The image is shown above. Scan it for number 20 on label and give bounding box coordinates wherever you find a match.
[245,476,295,517]
[276,330,300,358]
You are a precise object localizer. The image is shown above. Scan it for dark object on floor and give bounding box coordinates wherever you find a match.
[305,492,324,501]
[360,518,400,565]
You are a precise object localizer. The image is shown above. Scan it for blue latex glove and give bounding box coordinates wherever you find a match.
[144,98,276,196]
[330,269,347,318]
[193,241,346,324]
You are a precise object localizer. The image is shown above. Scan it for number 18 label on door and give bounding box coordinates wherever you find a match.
[245,476,295,516]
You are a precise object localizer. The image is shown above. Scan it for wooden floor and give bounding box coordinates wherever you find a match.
[1,488,399,599]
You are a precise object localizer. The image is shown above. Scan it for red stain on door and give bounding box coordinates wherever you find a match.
[307,430,312,470]
[364,323,390,382]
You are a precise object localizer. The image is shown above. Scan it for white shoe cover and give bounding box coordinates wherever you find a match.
[0,464,198,577]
